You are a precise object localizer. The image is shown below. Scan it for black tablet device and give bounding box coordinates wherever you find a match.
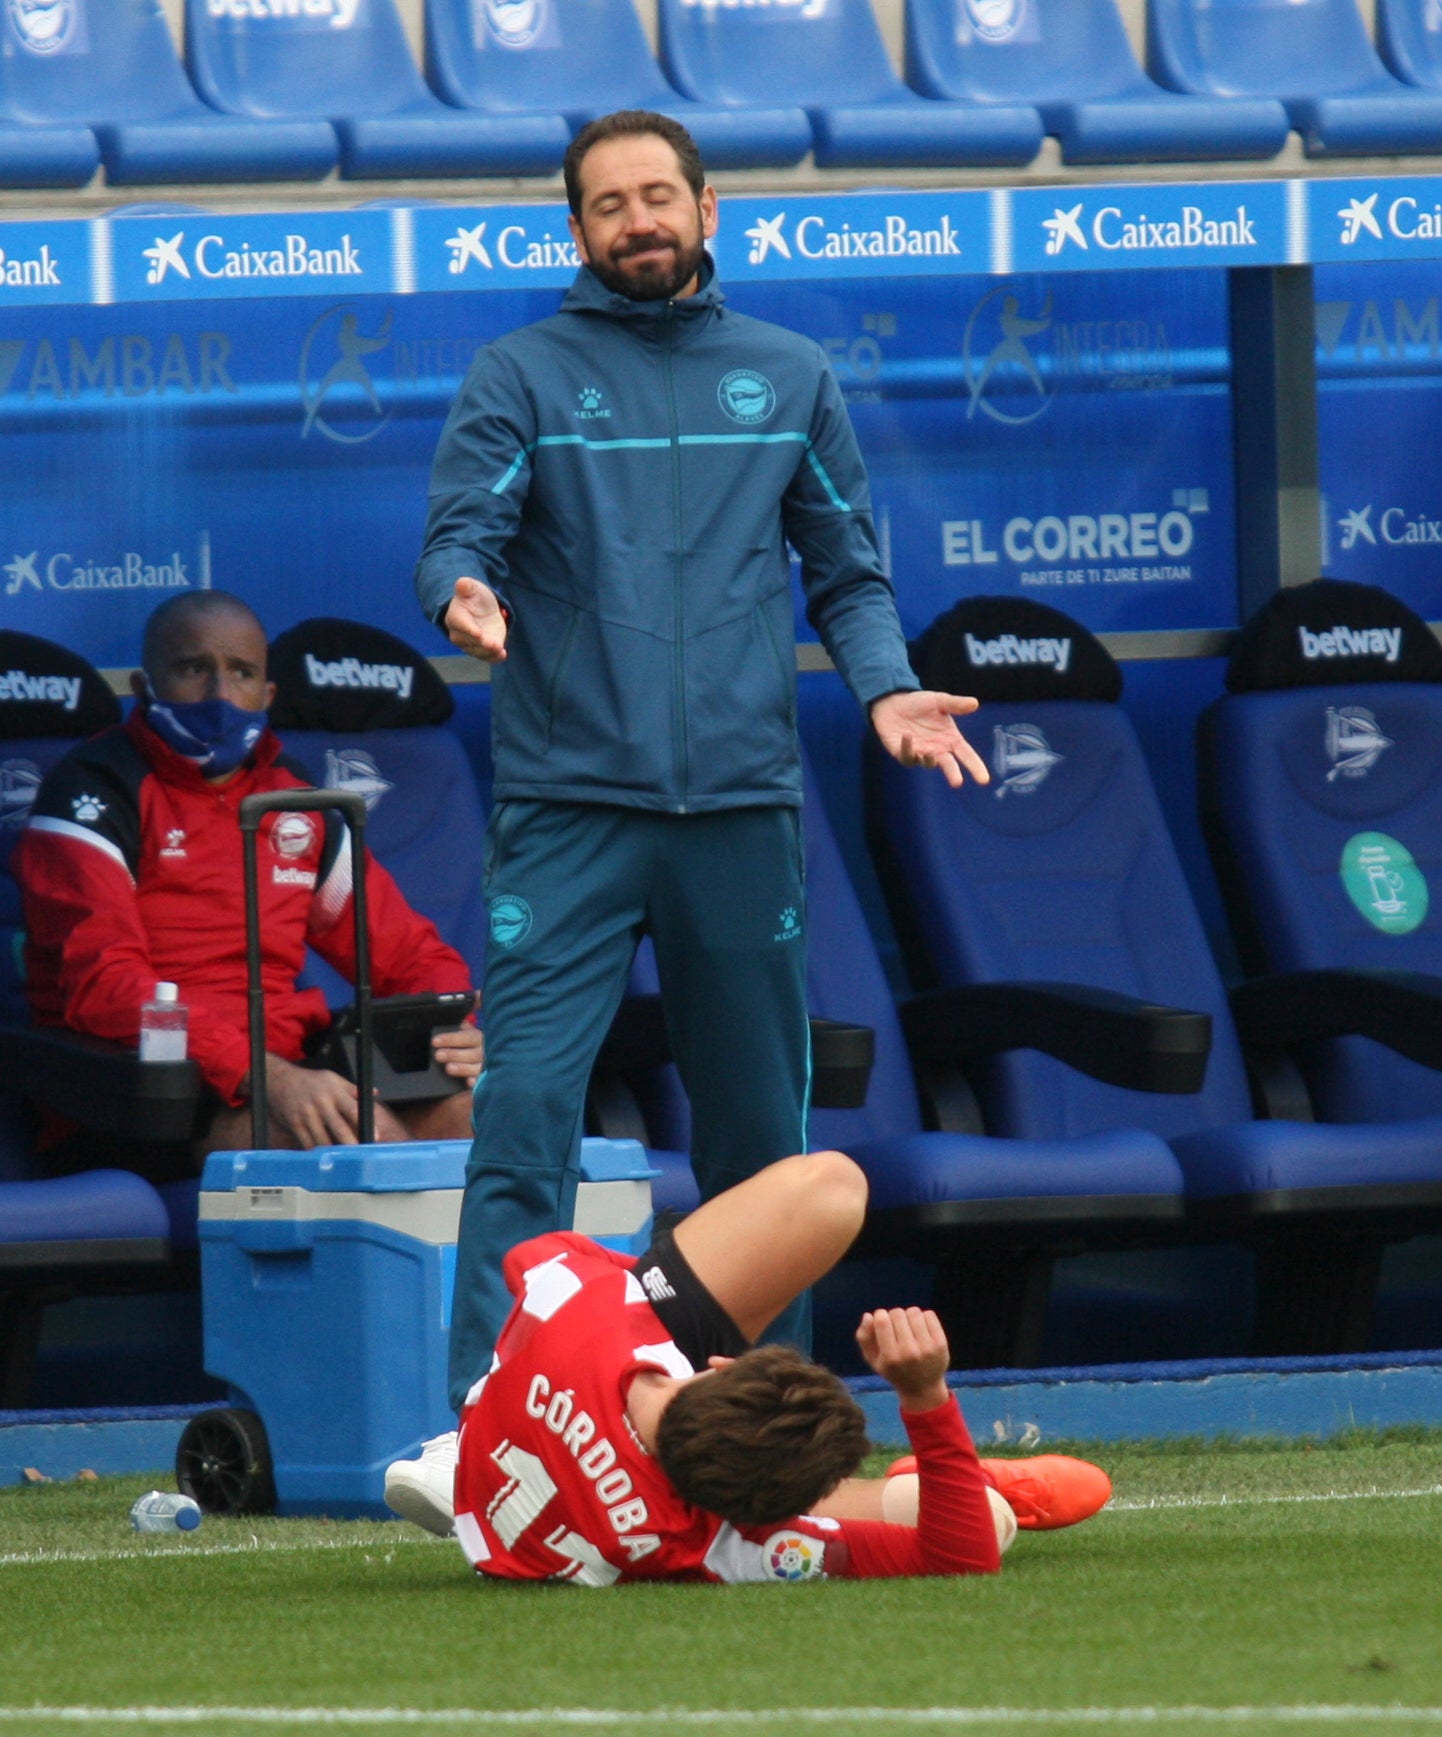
[311,990,478,1081]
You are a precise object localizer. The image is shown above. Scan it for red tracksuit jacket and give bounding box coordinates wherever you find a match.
[15,712,473,1107]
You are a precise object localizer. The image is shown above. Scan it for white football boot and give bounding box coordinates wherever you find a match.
[384,1430,458,1537]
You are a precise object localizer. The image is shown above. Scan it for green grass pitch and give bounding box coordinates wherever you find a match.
[2,1429,1441,1736]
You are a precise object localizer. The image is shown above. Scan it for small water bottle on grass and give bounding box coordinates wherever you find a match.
[129,1491,202,1534]
[139,982,188,1063]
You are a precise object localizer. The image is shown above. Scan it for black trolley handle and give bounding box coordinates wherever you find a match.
[238,789,374,1148]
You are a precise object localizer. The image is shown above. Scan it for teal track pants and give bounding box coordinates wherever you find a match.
[448,800,811,1409]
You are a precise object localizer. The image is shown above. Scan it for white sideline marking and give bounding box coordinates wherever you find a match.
[0,1534,448,1569]
[3,1484,1439,1569]
[1108,1484,1442,1513]
[0,1707,1441,1727]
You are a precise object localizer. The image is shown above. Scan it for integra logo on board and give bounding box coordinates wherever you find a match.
[143,230,364,286]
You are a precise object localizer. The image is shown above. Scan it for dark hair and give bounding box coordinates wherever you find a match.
[142,590,265,675]
[655,1344,869,1527]
[563,109,706,216]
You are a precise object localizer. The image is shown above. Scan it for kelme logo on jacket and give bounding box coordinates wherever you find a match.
[717,370,776,425]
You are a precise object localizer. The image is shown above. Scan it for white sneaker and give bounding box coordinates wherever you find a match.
[384,1431,458,1537]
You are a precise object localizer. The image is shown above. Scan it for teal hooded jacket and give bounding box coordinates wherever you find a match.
[415,259,918,813]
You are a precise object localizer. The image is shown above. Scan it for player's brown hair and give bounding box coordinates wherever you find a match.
[563,110,706,215]
[655,1344,870,1526]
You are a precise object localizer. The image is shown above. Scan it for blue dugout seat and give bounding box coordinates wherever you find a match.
[870,595,1442,1355]
[905,0,1287,164]
[266,619,490,1000]
[1148,0,1442,157]
[185,0,566,179]
[1378,0,1442,94]
[0,631,175,1405]
[654,0,1042,169]
[0,0,336,184]
[424,0,810,170]
[617,736,1198,1368]
[0,119,97,189]
[1199,580,1442,1130]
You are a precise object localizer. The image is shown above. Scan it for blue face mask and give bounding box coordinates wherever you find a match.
[143,681,267,777]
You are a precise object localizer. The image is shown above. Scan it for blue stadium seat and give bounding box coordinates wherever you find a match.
[1378,0,1442,94]
[0,633,203,1158]
[0,633,174,1405]
[871,595,1442,1355]
[0,630,122,1028]
[618,740,1198,1368]
[266,619,490,998]
[905,0,1287,164]
[0,120,97,189]
[185,0,567,179]
[654,0,1043,168]
[1199,580,1442,1129]
[0,0,337,184]
[424,0,811,170]
[1148,0,1442,156]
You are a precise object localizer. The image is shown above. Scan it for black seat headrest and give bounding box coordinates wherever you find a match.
[908,595,1122,703]
[0,630,121,738]
[1227,579,1442,692]
[268,618,454,730]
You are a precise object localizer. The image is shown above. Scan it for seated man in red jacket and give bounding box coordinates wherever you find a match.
[15,589,481,1179]
[386,1151,1110,1585]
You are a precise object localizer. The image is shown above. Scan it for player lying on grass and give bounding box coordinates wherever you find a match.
[385,1151,1110,1584]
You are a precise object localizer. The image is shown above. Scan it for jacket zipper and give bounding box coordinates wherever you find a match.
[663,305,689,813]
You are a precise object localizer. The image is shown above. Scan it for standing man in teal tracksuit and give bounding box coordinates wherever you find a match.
[415,109,988,1413]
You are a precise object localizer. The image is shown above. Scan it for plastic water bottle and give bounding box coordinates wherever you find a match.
[129,1490,202,1534]
[139,981,188,1063]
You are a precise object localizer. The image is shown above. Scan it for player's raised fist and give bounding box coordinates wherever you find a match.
[857,1307,950,1413]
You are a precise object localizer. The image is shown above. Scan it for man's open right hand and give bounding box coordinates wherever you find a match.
[445,576,509,663]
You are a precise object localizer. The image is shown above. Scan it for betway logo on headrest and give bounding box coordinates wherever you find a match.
[304,653,414,700]
[1299,625,1402,665]
[207,0,362,27]
[0,669,81,710]
[965,633,1071,674]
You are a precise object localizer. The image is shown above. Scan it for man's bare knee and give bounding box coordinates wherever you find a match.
[802,1150,868,1242]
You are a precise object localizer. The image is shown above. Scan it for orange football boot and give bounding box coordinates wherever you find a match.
[886,1452,1111,1530]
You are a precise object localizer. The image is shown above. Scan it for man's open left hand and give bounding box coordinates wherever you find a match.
[870,690,989,790]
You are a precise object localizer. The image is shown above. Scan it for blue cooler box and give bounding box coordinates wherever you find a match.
[197,1136,655,1517]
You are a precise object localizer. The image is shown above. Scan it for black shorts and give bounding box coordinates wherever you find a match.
[632,1216,751,1369]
